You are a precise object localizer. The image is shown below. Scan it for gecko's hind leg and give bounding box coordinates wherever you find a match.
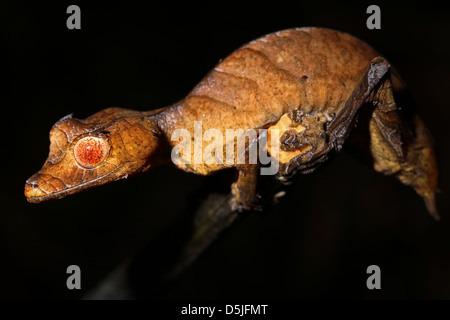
[279,57,390,176]
[277,57,391,179]
[325,57,391,150]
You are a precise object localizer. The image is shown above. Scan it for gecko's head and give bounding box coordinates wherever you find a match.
[25,107,161,203]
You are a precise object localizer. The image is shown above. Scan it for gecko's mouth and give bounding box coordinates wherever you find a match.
[25,187,77,203]
[25,165,123,203]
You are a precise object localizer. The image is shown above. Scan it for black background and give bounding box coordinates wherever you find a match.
[1,0,450,299]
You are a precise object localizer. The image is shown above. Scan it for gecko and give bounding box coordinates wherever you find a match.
[24,27,439,219]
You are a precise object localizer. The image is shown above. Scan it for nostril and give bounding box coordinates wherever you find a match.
[25,179,47,201]
[25,179,38,188]
[25,181,38,192]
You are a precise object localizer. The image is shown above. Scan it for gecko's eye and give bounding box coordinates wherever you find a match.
[73,136,109,169]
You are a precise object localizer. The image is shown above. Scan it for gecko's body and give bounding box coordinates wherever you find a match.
[25,27,439,219]
[157,28,380,174]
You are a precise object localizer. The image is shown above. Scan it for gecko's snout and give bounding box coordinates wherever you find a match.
[24,172,64,203]
[24,176,47,203]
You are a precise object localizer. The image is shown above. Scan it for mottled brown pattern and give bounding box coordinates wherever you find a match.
[159,28,381,174]
[25,28,439,219]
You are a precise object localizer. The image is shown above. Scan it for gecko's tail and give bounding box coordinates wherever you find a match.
[368,69,439,220]
[397,115,440,220]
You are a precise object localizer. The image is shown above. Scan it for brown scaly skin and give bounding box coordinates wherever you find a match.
[25,27,439,219]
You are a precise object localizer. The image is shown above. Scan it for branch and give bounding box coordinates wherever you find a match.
[84,192,239,299]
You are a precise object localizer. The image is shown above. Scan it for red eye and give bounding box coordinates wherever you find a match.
[74,136,109,169]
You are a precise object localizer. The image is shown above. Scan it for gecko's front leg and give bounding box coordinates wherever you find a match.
[230,164,261,212]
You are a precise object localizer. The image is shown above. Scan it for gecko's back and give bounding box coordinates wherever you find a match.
[161,27,381,174]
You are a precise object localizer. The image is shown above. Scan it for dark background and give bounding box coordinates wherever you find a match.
[1,0,449,299]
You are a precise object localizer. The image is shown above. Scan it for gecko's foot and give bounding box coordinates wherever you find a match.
[230,183,262,212]
[229,197,263,212]
[229,197,245,212]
